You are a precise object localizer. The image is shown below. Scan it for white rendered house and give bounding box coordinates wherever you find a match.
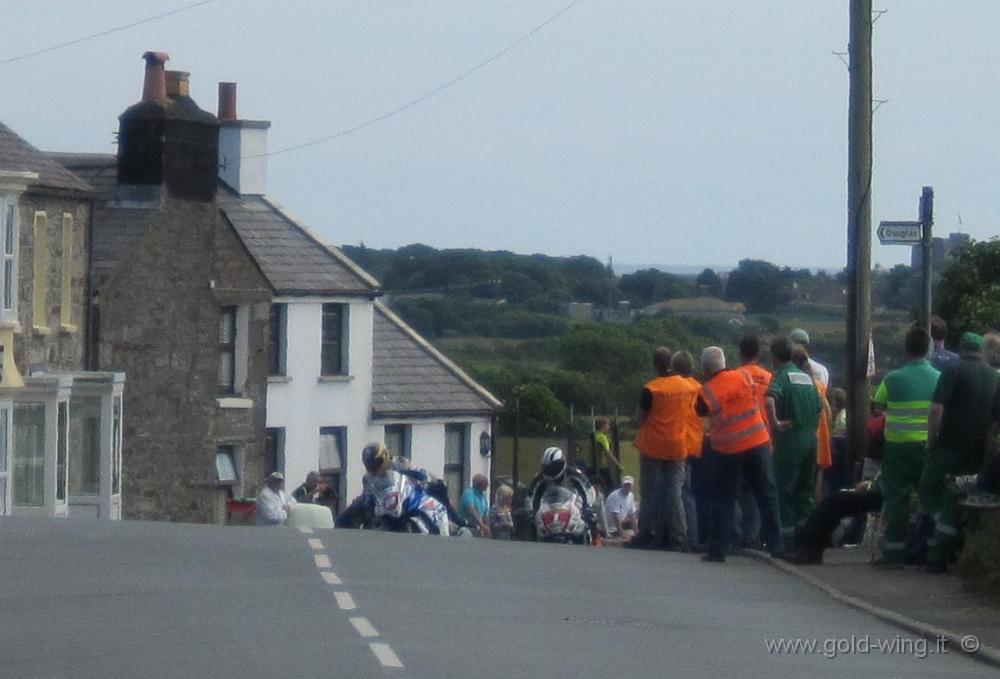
[215,87,502,509]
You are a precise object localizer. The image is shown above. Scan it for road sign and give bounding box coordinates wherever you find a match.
[877,220,923,245]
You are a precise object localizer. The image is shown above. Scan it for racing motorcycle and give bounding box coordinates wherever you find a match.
[531,470,595,545]
[369,469,451,536]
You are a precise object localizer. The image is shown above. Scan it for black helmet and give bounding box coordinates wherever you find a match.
[541,446,566,482]
[362,442,391,475]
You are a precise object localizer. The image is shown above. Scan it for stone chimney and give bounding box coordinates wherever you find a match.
[165,70,191,98]
[217,82,270,196]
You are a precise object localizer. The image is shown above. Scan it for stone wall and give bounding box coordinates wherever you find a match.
[16,192,90,372]
[95,196,271,523]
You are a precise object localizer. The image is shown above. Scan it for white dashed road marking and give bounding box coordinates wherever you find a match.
[349,617,379,638]
[308,538,324,550]
[334,591,356,610]
[320,570,342,585]
[370,643,404,668]
[297,526,314,534]
[314,554,331,569]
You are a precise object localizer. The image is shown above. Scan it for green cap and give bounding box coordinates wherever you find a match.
[960,332,984,351]
[789,328,810,345]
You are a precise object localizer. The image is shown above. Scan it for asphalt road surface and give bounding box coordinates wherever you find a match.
[0,518,989,678]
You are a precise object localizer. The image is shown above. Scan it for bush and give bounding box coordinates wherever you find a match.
[957,514,1000,602]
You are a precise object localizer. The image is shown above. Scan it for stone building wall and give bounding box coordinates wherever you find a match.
[95,196,271,523]
[16,192,90,373]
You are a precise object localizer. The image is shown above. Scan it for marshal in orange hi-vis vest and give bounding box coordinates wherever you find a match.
[635,375,700,461]
[700,370,771,454]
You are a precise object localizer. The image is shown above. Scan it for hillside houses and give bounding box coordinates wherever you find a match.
[1,51,500,522]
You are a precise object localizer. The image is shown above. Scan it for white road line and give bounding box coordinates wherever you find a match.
[307,538,324,550]
[349,617,379,638]
[320,570,342,585]
[297,526,314,534]
[334,591,356,610]
[314,554,331,569]
[369,643,403,668]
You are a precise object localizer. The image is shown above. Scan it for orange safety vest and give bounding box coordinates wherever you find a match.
[700,369,771,454]
[815,380,832,469]
[635,375,700,461]
[738,362,772,426]
[682,375,705,458]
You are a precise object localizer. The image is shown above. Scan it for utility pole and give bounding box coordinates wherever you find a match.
[919,186,934,338]
[846,0,873,482]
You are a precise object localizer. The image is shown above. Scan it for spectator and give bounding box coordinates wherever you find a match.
[737,333,772,418]
[766,336,822,551]
[459,474,491,537]
[784,476,884,565]
[871,326,939,568]
[589,476,609,543]
[826,387,849,496]
[920,332,998,573]
[673,350,704,551]
[293,471,339,513]
[256,472,295,526]
[592,416,623,490]
[488,485,515,540]
[929,315,960,372]
[790,328,830,387]
[697,346,784,562]
[605,476,638,540]
[791,346,833,491]
[626,346,671,548]
[630,347,699,551]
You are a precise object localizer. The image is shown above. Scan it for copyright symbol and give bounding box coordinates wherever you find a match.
[961,635,981,653]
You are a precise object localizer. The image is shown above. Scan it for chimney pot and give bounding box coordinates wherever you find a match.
[218,82,237,121]
[141,51,170,102]
[165,70,190,98]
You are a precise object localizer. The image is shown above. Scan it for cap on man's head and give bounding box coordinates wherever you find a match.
[960,332,984,352]
[789,328,810,345]
[268,471,285,481]
[621,475,634,486]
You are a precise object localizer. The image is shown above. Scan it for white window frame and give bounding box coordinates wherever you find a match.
[0,195,19,326]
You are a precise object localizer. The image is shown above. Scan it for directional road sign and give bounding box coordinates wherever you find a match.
[877,220,923,245]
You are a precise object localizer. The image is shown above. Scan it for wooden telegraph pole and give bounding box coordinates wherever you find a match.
[846,0,873,481]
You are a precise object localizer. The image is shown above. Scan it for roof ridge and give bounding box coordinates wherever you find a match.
[374,301,503,410]
[259,194,381,292]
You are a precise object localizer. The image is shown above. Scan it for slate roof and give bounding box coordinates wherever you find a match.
[0,122,92,195]
[372,302,502,419]
[53,154,158,286]
[52,153,379,296]
[217,189,379,296]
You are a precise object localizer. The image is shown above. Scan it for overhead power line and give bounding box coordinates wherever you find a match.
[0,0,216,67]
[256,0,584,159]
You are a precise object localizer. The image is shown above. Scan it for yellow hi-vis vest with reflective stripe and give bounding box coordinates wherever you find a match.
[873,360,940,444]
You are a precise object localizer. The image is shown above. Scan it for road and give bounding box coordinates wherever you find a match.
[0,518,988,678]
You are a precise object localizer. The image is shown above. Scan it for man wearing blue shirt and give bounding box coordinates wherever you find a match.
[459,474,491,536]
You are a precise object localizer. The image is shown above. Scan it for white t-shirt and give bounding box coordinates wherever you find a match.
[809,358,830,388]
[604,488,636,535]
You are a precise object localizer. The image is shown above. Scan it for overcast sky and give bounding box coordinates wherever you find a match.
[2,1,998,271]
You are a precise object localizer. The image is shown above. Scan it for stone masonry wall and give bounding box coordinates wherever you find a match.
[16,192,90,372]
[96,196,270,523]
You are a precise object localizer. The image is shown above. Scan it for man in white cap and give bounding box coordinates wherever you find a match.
[604,476,638,539]
[256,471,295,526]
[790,328,830,387]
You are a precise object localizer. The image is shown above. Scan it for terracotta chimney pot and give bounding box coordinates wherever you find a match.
[218,82,237,121]
[141,51,170,102]
[165,70,190,98]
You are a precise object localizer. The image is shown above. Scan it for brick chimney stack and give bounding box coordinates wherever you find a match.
[217,82,270,196]
[141,51,169,102]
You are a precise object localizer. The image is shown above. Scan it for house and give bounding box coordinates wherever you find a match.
[0,121,124,518]
[60,53,272,523]
[58,52,501,521]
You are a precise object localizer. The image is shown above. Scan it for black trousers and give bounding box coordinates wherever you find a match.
[797,488,883,554]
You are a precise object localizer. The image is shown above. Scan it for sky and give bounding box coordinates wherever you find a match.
[2,0,999,272]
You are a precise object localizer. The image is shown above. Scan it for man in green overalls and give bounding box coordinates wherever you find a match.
[766,336,822,551]
[872,326,939,568]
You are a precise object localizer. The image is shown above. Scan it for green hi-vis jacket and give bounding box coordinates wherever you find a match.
[873,359,941,444]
